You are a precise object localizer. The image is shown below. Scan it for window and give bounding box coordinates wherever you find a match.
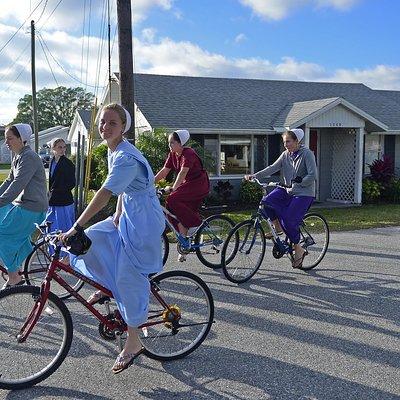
[203,136,218,176]
[364,135,382,174]
[220,135,251,175]
[254,135,268,173]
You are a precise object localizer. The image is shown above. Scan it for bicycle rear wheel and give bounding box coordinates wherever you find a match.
[23,240,84,299]
[195,214,236,269]
[299,213,330,270]
[221,220,266,284]
[0,285,73,390]
[139,270,214,361]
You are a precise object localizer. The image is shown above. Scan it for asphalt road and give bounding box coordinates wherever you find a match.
[1,226,399,400]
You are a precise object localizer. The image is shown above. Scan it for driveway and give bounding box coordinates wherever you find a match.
[2,226,399,399]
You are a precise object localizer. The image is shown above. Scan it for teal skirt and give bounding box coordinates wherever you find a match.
[0,204,46,272]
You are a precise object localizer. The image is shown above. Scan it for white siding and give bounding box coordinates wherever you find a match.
[309,104,365,128]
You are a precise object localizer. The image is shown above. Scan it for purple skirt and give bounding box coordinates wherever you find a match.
[262,188,314,244]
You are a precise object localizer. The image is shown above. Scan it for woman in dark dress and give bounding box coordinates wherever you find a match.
[45,138,75,241]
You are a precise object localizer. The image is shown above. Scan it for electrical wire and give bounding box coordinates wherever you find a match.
[37,33,59,86]
[0,0,45,55]
[37,32,105,88]
[37,0,63,31]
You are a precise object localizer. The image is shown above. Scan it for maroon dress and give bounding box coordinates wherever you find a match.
[164,147,210,229]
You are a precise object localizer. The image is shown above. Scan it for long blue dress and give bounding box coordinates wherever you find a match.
[71,140,165,327]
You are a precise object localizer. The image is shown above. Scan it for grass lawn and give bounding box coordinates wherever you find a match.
[224,204,400,232]
[0,172,8,183]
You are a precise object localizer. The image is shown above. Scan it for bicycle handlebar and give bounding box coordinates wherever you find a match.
[250,177,292,189]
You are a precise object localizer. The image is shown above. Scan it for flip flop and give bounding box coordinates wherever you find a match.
[112,348,145,374]
[292,251,308,269]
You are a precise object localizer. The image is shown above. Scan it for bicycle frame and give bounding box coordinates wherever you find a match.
[17,243,177,344]
[162,205,223,251]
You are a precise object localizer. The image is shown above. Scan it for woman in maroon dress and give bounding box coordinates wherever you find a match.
[155,130,210,256]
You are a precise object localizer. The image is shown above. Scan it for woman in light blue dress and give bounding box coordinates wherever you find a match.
[61,104,164,374]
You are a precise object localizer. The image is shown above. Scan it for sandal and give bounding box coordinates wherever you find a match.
[265,231,283,240]
[87,290,109,305]
[292,250,308,269]
[112,347,144,374]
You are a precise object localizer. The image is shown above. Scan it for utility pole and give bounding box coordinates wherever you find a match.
[31,20,39,153]
[117,0,135,144]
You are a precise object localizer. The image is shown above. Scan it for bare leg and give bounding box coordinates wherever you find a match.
[272,219,283,233]
[177,222,188,236]
[5,270,22,286]
[112,326,144,372]
[293,243,306,268]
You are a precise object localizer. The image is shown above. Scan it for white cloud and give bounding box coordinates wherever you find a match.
[141,28,157,43]
[1,28,399,124]
[234,33,247,44]
[238,0,359,20]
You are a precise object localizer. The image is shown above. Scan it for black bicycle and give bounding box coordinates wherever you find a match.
[221,178,330,283]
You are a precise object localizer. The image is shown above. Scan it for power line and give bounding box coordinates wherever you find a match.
[4,60,30,93]
[80,0,87,83]
[0,42,30,85]
[0,0,45,56]
[37,0,63,31]
[85,0,92,90]
[37,33,105,88]
[36,0,49,25]
[37,33,59,86]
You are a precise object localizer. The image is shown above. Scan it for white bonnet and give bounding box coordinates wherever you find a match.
[289,128,304,142]
[13,123,32,143]
[174,129,190,146]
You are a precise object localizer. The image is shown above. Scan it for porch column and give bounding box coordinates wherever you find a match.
[354,127,365,203]
[304,125,310,147]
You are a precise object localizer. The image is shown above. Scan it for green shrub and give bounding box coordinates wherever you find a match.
[384,178,400,203]
[239,179,263,204]
[89,144,108,190]
[213,180,233,204]
[362,178,382,203]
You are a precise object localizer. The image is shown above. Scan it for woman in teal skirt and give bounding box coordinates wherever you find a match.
[60,104,164,374]
[0,124,48,288]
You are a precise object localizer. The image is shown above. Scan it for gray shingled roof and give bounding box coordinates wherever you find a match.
[273,97,340,127]
[115,73,400,131]
[375,90,400,107]
[77,109,92,130]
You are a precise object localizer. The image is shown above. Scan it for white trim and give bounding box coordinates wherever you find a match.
[354,127,364,204]
[287,98,388,132]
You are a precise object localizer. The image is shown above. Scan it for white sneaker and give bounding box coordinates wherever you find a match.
[177,254,186,262]
[187,225,202,237]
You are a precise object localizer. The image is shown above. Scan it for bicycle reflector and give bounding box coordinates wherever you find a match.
[66,230,92,255]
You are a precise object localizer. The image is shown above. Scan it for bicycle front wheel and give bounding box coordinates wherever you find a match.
[0,285,73,390]
[195,214,235,269]
[161,231,169,266]
[221,220,266,284]
[23,240,84,299]
[139,270,214,361]
[299,213,330,270]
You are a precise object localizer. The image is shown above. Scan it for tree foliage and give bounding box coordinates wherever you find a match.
[11,86,94,130]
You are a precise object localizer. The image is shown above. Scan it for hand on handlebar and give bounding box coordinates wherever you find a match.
[244,174,255,181]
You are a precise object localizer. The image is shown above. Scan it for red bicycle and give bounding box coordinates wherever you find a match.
[0,234,214,390]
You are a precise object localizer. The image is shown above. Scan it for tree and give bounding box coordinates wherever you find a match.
[11,86,94,130]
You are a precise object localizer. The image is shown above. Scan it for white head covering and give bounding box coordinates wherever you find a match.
[122,106,131,134]
[290,128,304,142]
[13,123,32,144]
[174,129,190,146]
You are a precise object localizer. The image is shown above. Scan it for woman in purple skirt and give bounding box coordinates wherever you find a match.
[246,128,317,268]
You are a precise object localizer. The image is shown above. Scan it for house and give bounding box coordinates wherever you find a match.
[0,125,10,163]
[68,109,96,155]
[96,73,400,204]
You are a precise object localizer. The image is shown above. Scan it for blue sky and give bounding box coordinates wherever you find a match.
[0,0,399,124]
